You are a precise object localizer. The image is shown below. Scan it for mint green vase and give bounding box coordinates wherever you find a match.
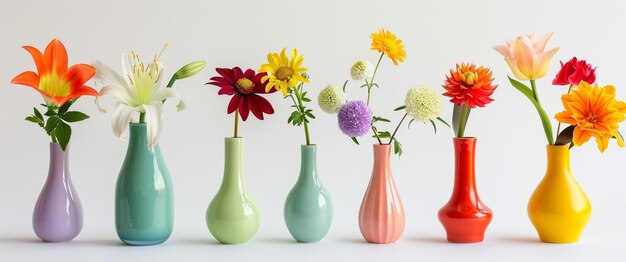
[115,123,173,246]
[206,137,260,244]
[284,145,333,242]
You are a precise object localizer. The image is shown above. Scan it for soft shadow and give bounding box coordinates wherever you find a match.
[0,236,43,244]
[259,237,299,244]
[496,236,541,244]
[74,239,127,246]
[176,238,223,246]
[337,238,373,244]
[412,236,449,244]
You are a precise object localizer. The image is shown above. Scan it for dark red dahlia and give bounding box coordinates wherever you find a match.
[207,67,276,120]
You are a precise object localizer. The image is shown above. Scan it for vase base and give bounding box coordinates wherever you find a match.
[538,235,580,244]
[121,239,168,246]
[445,234,485,243]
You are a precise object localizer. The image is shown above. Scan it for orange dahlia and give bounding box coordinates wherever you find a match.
[442,63,497,108]
[555,81,626,152]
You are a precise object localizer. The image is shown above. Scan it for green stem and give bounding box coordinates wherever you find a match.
[555,84,574,139]
[366,53,384,105]
[139,112,145,123]
[233,110,239,138]
[372,126,383,145]
[292,86,311,145]
[388,113,408,144]
[166,76,177,88]
[530,79,540,103]
[457,104,469,138]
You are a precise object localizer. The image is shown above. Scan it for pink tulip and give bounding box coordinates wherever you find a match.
[493,33,559,80]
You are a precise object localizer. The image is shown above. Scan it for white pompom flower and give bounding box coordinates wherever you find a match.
[405,85,442,122]
[318,84,346,114]
[350,60,374,80]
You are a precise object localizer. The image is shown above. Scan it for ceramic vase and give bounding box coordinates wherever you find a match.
[33,143,83,242]
[284,145,333,243]
[115,123,174,246]
[528,145,591,243]
[358,144,405,244]
[438,137,493,243]
[206,137,260,244]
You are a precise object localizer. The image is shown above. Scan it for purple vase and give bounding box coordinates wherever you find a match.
[32,143,83,242]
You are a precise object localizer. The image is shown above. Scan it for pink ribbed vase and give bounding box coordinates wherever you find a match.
[358,144,405,244]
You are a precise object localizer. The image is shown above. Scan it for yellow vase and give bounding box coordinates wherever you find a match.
[528,145,591,243]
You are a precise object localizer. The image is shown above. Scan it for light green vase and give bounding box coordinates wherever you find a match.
[284,145,333,242]
[115,123,173,246]
[206,137,260,244]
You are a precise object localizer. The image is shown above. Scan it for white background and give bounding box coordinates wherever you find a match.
[1,0,625,261]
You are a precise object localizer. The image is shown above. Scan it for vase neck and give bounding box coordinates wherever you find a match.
[452,138,477,193]
[372,144,391,179]
[128,123,150,150]
[222,137,245,189]
[48,143,69,180]
[297,145,319,184]
[545,145,571,175]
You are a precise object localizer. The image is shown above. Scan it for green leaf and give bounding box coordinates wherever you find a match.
[54,121,71,151]
[44,108,57,116]
[436,117,451,128]
[305,111,315,119]
[45,116,60,133]
[452,104,470,137]
[408,119,415,128]
[508,76,555,145]
[61,111,90,122]
[33,108,44,121]
[373,116,391,123]
[376,131,391,138]
[302,97,311,102]
[555,125,575,146]
[58,100,73,116]
[393,139,403,156]
[351,137,360,145]
[394,105,406,111]
[429,119,437,134]
[25,116,42,124]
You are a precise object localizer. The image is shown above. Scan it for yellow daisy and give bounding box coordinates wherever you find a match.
[370,29,406,65]
[259,48,309,95]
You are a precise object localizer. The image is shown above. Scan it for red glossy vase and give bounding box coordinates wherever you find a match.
[438,137,492,243]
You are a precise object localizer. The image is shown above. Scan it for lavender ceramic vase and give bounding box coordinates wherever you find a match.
[32,143,83,242]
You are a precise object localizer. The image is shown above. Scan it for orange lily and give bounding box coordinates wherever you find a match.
[555,81,626,152]
[11,39,98,106]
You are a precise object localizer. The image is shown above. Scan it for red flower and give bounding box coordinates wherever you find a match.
[552,57,596,86]
[207,67,276,121]
[442,63,497,108]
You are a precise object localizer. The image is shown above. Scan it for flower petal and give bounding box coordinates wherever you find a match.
[112,103,140,139]
[142,103,164,149]
[92,60,133,96]
[96,84,136,112]
[64,63,96,91]
[44,39,68,74]
[22,46,48,75]
[11,71,40,88]
[533,32,553,53]
[152,88,185,112]
[532,48,559,79]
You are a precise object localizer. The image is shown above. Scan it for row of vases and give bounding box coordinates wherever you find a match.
[32,124,591,244]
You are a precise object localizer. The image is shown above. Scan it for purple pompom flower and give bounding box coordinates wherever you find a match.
[337,100,373,137]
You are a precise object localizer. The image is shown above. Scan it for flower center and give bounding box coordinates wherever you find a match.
[235,78,255,94]
[582,114,598,128]
[382,39,397,53]
[39,73,71,97]
[463,71,477,85]
[276,67,294,81]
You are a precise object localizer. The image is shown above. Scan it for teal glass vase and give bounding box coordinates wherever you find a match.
[284,145,333,242]
[206,137,260,244]
[115,123,174,246]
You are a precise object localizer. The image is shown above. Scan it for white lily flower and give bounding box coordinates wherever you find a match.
[93,47,184,149]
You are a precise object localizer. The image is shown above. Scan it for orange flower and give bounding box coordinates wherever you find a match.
[555,81,626,152]
[11,39,98,106]
[370,29,406,65]
[442,63,498,108]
